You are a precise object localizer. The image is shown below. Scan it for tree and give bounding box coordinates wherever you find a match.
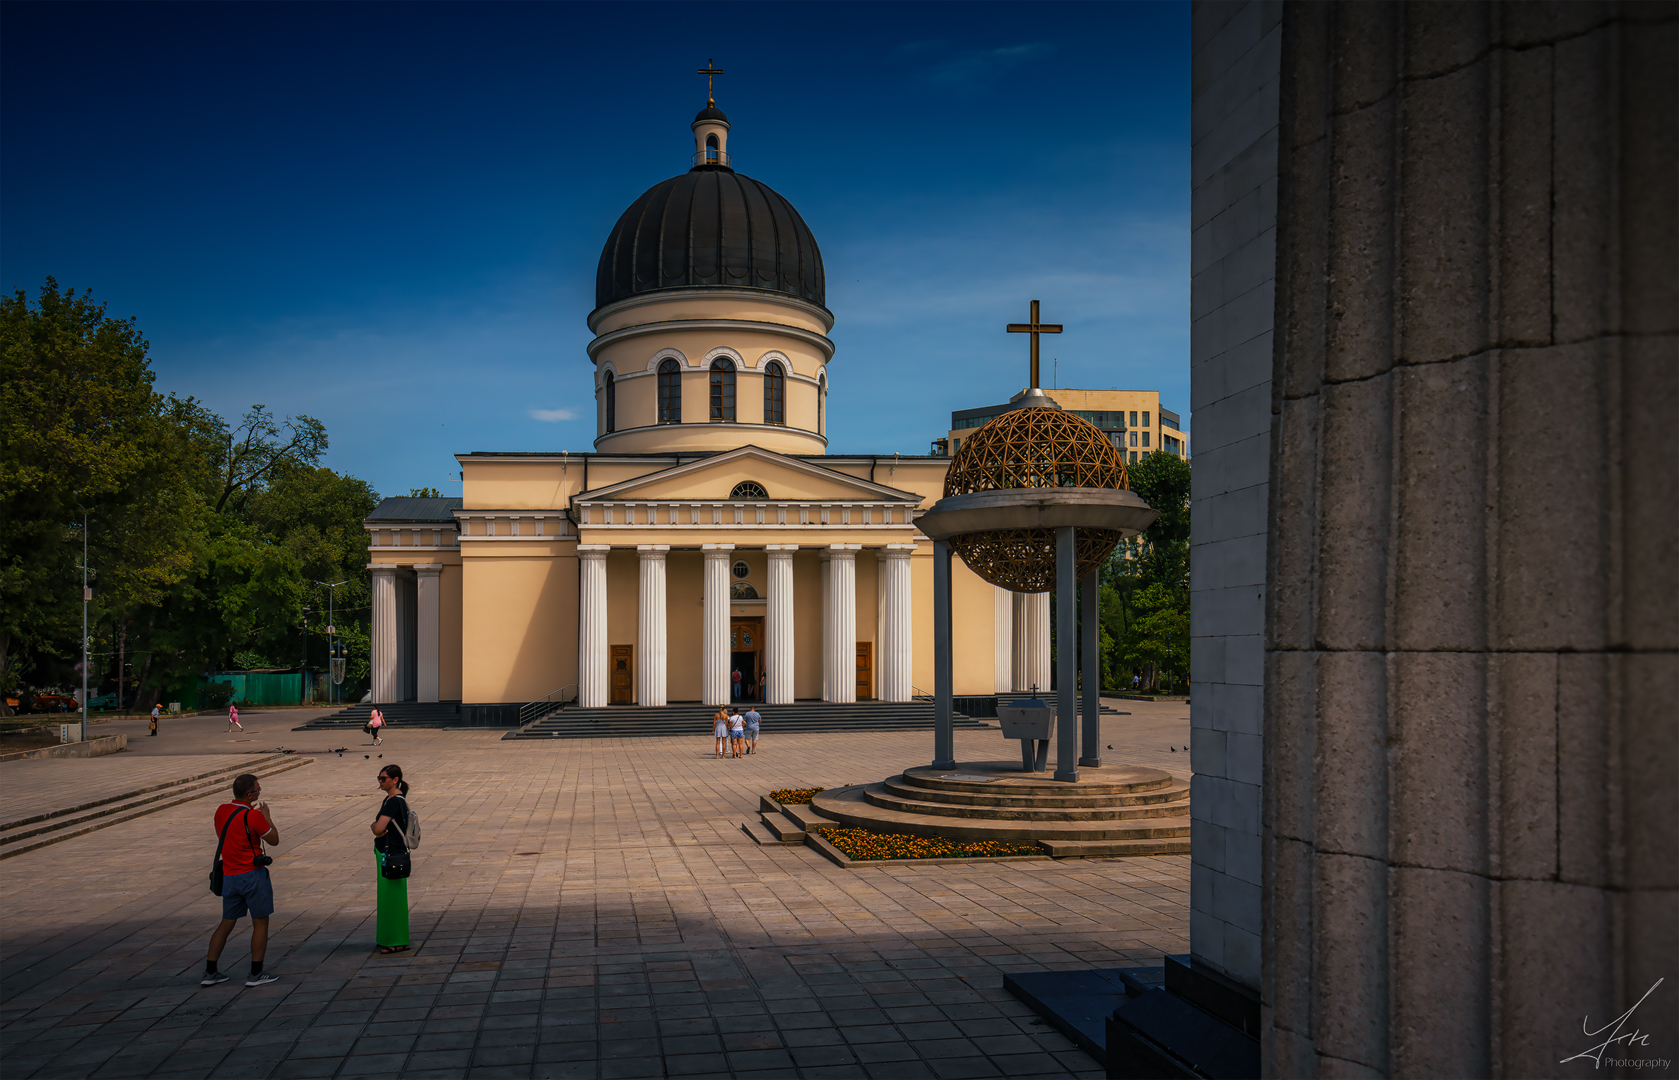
[1103,451,1192,691]
[0,279,201,705]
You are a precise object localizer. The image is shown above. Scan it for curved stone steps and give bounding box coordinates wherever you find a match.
[866,783,1190,823]
[900,762,1178,796]
[810,783,1192,843]
[879,774,1190,810]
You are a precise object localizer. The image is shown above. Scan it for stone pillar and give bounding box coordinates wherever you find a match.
[878,544,915,702]
[1189,4,1677,1076]
[765,545,797,704]
[1053,527,1078,782]
[701,544,733,706]
[414,565,442,703]
[370,566,398,704]
[994,585,1013,693]
[576,546,609,708]
[636,545,668,707]
[1013,590,1050,693]
[1080,567,1100,766]
[931,539,955,770]
[821,544,859,703]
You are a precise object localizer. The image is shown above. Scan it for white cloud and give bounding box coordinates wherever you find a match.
[529,407,577,422]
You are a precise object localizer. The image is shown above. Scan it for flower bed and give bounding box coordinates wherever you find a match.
[814,826,1044,861]
[767,787,824,805]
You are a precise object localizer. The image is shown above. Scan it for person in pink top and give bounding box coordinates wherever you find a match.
[368,707,385,745]
[228,704,243,732]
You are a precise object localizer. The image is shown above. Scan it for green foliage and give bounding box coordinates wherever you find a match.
[1104,451,1192,692]
[0,278,380,708]
[408,486,442,498]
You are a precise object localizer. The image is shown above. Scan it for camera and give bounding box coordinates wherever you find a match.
[253,854,274,867]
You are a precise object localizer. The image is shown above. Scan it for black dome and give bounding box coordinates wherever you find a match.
[594,167,826,313]
[693,105,729,125]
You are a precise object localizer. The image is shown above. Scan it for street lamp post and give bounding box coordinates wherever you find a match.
[80,507,90,742]
[314,580,348,706]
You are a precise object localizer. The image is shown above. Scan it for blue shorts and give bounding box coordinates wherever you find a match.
[221,867,274,920]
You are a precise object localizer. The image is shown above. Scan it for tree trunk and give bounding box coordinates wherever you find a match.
[0,631,11,716]
[117,622,126,714]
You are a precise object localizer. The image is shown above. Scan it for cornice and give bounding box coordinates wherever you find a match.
[587,288,835,335]
[587,318,835,362]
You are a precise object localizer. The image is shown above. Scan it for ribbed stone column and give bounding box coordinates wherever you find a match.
[822,545,859,703]
[701,544,733,706]
[370,566,398,703]
[1013,590,1050,693]
[636,545,668,707]
[878,544,915,702]
[414,565,442,703]
[765,545,797,704]
[576,546,610,708]
[994,585,1013,693]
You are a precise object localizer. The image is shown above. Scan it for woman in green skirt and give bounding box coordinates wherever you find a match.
[371,765,411,954]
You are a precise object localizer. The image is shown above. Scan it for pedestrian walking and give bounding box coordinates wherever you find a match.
[150,703,161,736]
[744,705,761,754]
[712,707,729,759]
[731,668,742,701]
[367,706,385,745]
[227,703,243,732]
[728,709,746,758]
[370,765,412,954]
[203,773,281,987]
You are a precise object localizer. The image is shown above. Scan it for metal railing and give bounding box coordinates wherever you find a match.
[518,684,577,727]
[692,150,733,167]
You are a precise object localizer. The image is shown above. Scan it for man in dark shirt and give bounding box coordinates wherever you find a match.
[203,773,281,987]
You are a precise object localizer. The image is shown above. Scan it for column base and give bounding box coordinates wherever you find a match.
[930,758,956,770]
[1054,768,1080,783]
[1079,757,1103,767]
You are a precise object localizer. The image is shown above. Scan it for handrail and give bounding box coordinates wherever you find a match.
[911,685,933,700]
[518,684,577,727]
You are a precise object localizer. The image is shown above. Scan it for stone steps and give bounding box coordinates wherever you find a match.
[883,774,1189,809]
[0,754,313,859]
[810,772,1192,844]
[506,701,992,740]
[867,781,1191,822]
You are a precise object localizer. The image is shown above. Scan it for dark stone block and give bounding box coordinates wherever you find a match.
[1106,989,1259,1079]
[1002,968,1141,1060]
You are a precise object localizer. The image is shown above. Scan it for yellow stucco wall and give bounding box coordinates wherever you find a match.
[459,544,578,703]
[440,563,463,700]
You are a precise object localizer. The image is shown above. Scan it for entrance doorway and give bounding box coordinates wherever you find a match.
[856,641,873,700]
[610,644,633,704]
[730,619,762,702]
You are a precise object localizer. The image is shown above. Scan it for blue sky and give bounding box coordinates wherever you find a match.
[2,1,1189,498]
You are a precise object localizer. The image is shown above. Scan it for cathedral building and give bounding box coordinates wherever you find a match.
[363,95,1057,712]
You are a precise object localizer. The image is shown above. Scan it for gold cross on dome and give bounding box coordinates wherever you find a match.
[698,59,724,106]
[1006,299,1063,389]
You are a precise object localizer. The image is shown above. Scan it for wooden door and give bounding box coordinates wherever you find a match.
[856,641,873,700]
[610,645,633,704]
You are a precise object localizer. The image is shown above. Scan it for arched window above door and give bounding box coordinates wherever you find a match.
[730,481,768,499]
[763,361,785,425]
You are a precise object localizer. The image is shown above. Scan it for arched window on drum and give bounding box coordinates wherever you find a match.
[705,134,720,163]
[763,361,786,425]
[603,371,616,433]
[710,358,736,422]
[657,359,682,423]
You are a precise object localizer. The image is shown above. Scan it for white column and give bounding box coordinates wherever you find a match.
[577,545,610,708]
[765,545,797,704]
[702,544,734,706]
[822,544,859,703]
[878,544,915,702]
[371,566,398,704]
[1013,590,1050,693]
[414,565,442,703]
[994,585,1014,693]
[636,545,668,707]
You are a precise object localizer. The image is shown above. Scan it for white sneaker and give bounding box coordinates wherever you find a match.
[245,971,280,987]
[201,972,229,987]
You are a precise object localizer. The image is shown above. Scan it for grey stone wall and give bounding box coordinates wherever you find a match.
[1262,3,1677,1077]
[1189,0,1282,992]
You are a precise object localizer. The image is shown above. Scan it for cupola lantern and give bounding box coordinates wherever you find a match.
[692,59,731,167]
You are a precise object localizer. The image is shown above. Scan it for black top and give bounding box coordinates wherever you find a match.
[375,795,409,853]
[693,105,729,125]
[594,168,827,313]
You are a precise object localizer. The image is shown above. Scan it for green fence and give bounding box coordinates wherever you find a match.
[201,673,327,707]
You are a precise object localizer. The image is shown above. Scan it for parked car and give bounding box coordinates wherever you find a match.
[24,693,77,713]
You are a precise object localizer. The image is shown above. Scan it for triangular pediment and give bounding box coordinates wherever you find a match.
[575,446,922,503]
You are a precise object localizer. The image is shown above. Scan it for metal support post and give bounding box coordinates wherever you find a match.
[932,539,955,770]
[1055,526,1078,782]
[1080,566,1101,766]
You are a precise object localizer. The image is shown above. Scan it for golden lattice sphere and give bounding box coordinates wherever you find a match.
[943,407,1131,593]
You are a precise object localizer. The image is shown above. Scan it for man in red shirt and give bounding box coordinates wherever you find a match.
[203,773,281,987]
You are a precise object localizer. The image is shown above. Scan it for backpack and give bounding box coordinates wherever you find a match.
[389,794,420,850]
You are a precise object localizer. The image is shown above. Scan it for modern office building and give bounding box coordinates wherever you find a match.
[935,387,1189,463]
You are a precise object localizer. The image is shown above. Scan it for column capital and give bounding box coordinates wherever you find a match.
[413,563,444,577]
[880,544,916,559]
[821,543,861,561]
[765,544,800,555]
[577,544,611,561]
[636,544,670,558]
[702,544,735,558]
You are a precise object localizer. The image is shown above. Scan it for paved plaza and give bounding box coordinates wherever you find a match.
[1,702,1191,1079]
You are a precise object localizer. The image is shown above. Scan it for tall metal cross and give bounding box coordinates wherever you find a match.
[1006,299,1063,389]
[698,59,723,106]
